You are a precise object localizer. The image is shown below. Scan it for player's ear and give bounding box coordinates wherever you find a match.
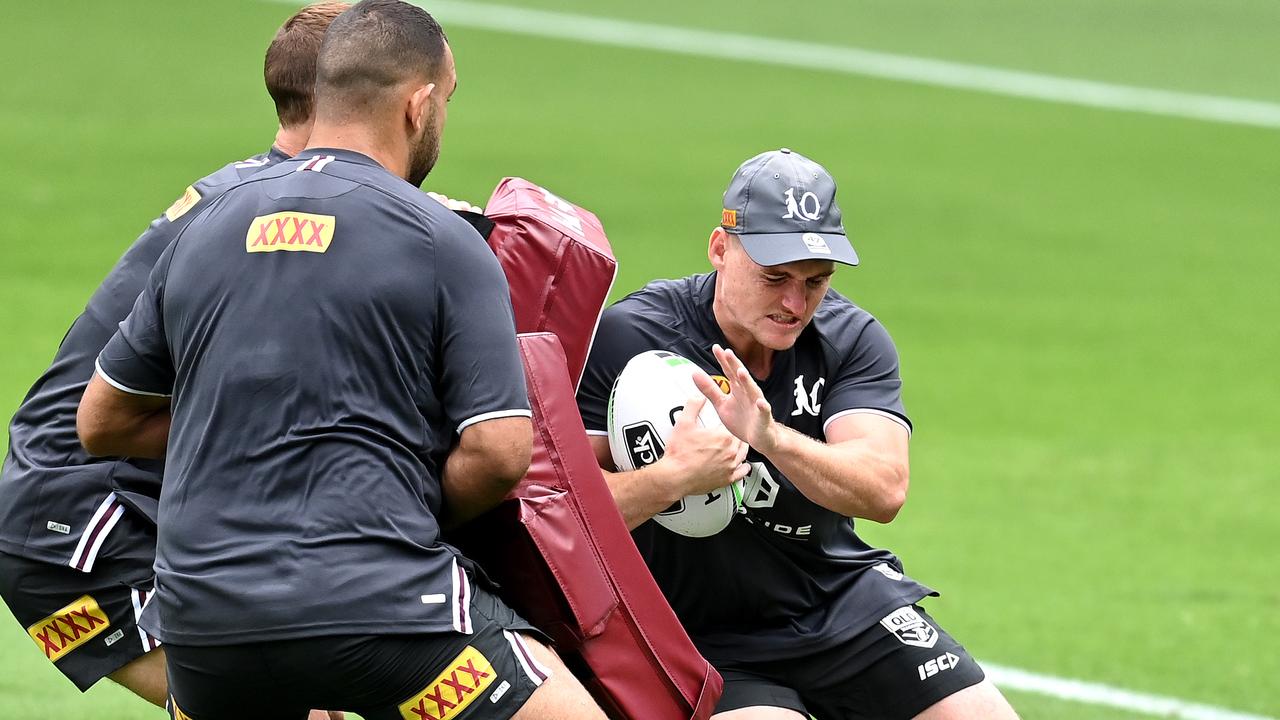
[708,227,729,270]
[407,82,436,133]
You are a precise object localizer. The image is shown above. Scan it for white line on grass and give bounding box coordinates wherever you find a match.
[261,1,1278,716]
[386,0,1280,129]
[986,664,1276,720]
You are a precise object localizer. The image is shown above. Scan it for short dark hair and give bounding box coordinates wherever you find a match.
[264,2,350,127]
[314,0,449,122]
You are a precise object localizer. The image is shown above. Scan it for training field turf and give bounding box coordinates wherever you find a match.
[2,1,1277,717]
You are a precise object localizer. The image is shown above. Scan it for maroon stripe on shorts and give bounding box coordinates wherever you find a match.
[74,499,121,571]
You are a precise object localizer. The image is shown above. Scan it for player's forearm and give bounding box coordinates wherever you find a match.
[759,424,908,523]
[600,463,684,530]
[77,374,171,458]
[79,408,170,459]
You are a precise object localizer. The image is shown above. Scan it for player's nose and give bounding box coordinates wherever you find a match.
[779,283,805,315]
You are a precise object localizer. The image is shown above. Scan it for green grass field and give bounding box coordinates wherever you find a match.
[2,1,1277,717]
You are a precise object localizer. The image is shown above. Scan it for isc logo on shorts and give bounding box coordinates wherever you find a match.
[879,606,938,649]
[918,651,961,680]
[400,645,497,720]
[26,594,111,662]
[246,212,335,254]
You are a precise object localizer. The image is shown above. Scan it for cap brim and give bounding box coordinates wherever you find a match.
[738,232,859,267]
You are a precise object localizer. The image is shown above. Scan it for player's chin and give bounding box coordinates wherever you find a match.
[757,322,803,351]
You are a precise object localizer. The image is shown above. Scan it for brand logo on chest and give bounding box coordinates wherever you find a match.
[790,374,824,417]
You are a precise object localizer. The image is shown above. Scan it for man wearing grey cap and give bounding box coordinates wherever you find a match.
[576,149,1019,719]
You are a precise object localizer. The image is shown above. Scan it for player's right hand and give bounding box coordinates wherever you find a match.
[658,396,750,498]
[426,191,483,213]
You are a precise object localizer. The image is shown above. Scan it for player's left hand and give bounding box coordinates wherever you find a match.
[426,191,483,213]
[693,344,779,454]
[306,711,345,720]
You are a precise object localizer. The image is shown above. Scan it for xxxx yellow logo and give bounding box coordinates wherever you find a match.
[27,594,110,662]
[246,212,335,253]
[400,645,496,720]
[164,186,202,222]
[711,375,731,394]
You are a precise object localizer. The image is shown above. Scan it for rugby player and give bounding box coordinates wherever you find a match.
[577,149,1021,719]
[0,3,347,712]
[77,2,605,718]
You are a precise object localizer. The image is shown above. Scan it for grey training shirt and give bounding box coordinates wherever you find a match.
[97,149,529,645]
[0,148,287,570]
[576,273,935,666]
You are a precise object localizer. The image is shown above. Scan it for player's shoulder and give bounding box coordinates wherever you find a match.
[162,147,286,224]
[611,273,710,321]
[280,151,479,242]
[593,273,712,361]
[810,287,889,349]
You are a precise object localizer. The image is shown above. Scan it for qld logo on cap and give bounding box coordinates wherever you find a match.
[802,233,831,255]
[782,187,822,221]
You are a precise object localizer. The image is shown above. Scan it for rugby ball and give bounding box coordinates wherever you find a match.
[607,350,743,537]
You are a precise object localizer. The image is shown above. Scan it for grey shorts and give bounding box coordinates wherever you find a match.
[163,583,552,720]
[0,511,158,691]
[714,604,985,720]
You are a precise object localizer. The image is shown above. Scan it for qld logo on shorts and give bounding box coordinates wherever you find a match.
[879,606,938,649]
[246,212,335,253]
[26,594,111,662]
[400,645,496,720]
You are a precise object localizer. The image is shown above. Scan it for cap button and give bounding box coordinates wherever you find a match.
[780,147,791,154]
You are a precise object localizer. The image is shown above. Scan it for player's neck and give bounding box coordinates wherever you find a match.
[304,122,410,181]
[273,122,312,158]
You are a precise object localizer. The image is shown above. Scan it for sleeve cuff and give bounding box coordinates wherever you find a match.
[456,408,533,434]
[94,359,172,398]
[823,408,911,437]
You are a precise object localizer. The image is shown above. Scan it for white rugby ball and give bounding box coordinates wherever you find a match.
[607,350,743,538]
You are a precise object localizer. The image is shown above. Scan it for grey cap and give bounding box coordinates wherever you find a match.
[720,148,858,267]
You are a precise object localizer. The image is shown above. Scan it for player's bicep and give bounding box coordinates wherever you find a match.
[589,434,613,471]
[821,319,912,434]
[96,245,177,396]
[825,411,909,463]
[575,307,651,432]
[78,371,171,457]
[435,227,529,431]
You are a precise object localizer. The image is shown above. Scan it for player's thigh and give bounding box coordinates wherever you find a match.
[508,633,605,720]
[913,678,1019,720]
[712,707,807,720]
[711,669,809,720]
[107,645,168,706]
[354,585,600,720]
[805,604,987,720]
[0,549,160,696]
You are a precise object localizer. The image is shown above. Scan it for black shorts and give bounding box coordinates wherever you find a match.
[0,517,160,691]
[164,584,551,720]
[714,604,985,720]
